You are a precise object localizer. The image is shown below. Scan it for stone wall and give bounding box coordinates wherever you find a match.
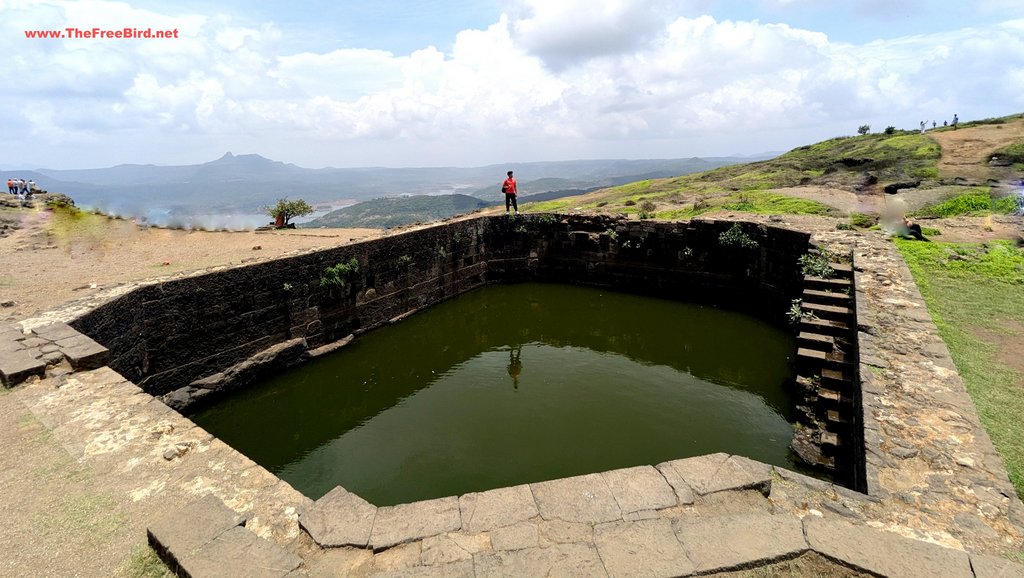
[71,215,810,404]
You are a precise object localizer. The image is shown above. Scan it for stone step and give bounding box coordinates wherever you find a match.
[804,276,852,291]
[821,368,852,391]
[799,317,851,338]
[830,262,854,277]
[826,409,852,427]
[802,288,851,306]
[820,431,841,456]
[817,388,853,412]
[797,332,834,352]
[802,302,853,322]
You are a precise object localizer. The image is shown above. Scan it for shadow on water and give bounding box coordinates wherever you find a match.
[193,283,799,505]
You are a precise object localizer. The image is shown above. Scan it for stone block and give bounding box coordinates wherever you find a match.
[374,560,475,578]
[458,484,538,533]
[804,516,972,578]
[970,553,1024,578]
[473,543,607,578]
[369,497,462,550]
[59,337,110,369]
[601,465,678,515]
[594,518,694,578]
[491,522,539,551]
[531,473,621,524]
[177,526,302,578]
[657,453,771,497]
[0,349,46,387]
[299,485,377,548]
[147,494,248,569]
[31,321,81,342]
[674,514,806,573]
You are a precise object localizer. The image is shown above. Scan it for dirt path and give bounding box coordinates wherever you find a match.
[928,120,1024,181]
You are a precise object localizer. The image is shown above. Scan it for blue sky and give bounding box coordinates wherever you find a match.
[3,0,1023,169]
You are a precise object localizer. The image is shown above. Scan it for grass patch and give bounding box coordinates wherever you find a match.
[910,188,1016,218]
[117,546,174,578]
[990,142,1024,164]
[718,192,832,215]
[895,239,1024,496]
[522,199,574,213]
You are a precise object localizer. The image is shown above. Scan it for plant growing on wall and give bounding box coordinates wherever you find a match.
[320,257,361,295]
[718,223,758,249]
[799,246,836,278]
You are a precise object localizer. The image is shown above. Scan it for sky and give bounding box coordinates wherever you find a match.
[2,0,1023,170]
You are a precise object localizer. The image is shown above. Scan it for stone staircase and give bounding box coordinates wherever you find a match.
[793,258,860,484]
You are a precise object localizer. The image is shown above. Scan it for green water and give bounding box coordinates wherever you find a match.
[192,283,799,506]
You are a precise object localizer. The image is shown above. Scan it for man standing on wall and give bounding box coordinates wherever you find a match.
[502,170,518,215]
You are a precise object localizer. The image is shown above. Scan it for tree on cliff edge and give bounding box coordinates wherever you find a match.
[264,197,314,227]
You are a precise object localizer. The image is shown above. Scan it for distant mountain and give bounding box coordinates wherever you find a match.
[3,153,770,222]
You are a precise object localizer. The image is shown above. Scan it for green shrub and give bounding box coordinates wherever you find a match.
[320,257,360,290]
[799,246,836,278]
[638,200,657,219]
[718,223,758,249]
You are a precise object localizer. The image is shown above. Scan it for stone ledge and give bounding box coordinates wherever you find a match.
[147,494,300,578]
[299,485,377,548]
[674,514,807,574]
[804,516,972,578]
[0,349,45,387]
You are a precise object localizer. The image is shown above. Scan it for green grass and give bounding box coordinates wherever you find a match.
[117,546,174,578]
[991,142,1024,164]
[910,188,1018,218]
[895,239,1024,496]
[653,191,832,220]
[522,199,575,213]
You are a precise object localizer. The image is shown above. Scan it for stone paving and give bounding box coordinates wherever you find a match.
[3,218,1024,577]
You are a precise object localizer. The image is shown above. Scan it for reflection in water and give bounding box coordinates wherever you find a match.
[507,346,523,389]
[193,283,799,506]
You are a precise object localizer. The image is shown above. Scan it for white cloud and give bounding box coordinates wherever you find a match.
[2,0,1024,168]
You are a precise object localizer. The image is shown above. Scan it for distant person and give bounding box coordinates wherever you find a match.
[502,170,518,215]
[26,180,36,196]
[920,120,927,134]
[932,120,937,129]
[952,114,959,129]
[943,120,948,127]
[901,217,929,241]
[5,178,13,194]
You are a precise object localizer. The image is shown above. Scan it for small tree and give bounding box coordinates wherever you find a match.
[264,197,314,227]
[884,126,896,135]
[857,124,871,136]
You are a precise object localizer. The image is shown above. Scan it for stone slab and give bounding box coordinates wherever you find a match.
[473,542,608,578]
[458,484,538,533]
[601,465,678,515]
[674,514,806,573]
[178,525,302,578]
[657,453,771,497]
[368,560,475,578]
[491,522,539,551]
[369,497,462,550]
[146,494,248,568]
[970,553,1024,578]
[300,485,377,548]
[804,516,972,578]
[531,473,621,524]
[0,349,46,387]
[594,518,694,578]
[31,321,81,342]
[60,339,110,369]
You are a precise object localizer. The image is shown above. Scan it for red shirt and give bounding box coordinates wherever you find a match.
[503,177,517,195]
